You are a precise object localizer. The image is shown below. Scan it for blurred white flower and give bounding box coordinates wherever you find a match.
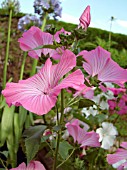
[62,130,69,140]
[82,105,98,118]
[96,122,118,150]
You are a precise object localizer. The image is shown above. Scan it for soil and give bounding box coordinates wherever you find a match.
[0,16,33,88]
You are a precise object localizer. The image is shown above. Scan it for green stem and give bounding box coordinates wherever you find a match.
[56,148,75,169]
[53,90,64,170]
[53,131,60,170]
[41,12,48,31]
[30,12,48,77]
[60,89,64,124]
[0,158,7,169]
[19,52,27,80]
[3,9,12,89]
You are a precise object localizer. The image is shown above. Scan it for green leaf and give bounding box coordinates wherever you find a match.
[29,44,60,51]
[19,106,27,128]
[53,125,62,132]
[23,125,47,163]
[73,113,91,126]
[78,99,95,108]
[95,114,107,123]
[59,141,73,160]
[0,104,15,145]
[0,98,6,109]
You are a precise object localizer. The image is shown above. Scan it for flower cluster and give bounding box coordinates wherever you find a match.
[33,0,62,19]
[108,88,127,115]
[18,15,42,32]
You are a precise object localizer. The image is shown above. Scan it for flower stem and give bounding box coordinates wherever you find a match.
[3,9,12,89]
[53,90,64,170]
[41,12,48,31]
[30,12,48,77]
[56,148,75,169]
[19,52,27,80]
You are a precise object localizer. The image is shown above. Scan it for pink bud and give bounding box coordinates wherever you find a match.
[79,5,91,30]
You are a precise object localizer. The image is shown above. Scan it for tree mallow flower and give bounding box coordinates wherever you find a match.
[107,142,127,170]
[66,119,100,148]
[18,26,70,59]
[96,122,118,150]
[79,46,127,87]
[2,50,84,115]
[10,161,46,170]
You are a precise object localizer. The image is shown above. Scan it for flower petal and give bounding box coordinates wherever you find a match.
[27,161,46,170]
[2,59,57,115]
[107,148,127,164]
[80,131,100,148]
[10,162,26,170]
[18,26,53,59]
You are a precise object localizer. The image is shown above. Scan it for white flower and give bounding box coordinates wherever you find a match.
[99,100,109,110]
[96,122,118,150]
[82,105,98,118]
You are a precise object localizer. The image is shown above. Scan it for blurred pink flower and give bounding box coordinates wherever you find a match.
[18,26,70,60]
[2,50,84,115]
[10,161,46,170]
[108,87,126,96]
[66,119,100,148]
[78,5,91,30]
[54,27,71,43]
[108,95,127,115]
[79,46,127,87]
[107,142,127,170]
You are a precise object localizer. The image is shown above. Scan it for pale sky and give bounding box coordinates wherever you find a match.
[1,0,127,35]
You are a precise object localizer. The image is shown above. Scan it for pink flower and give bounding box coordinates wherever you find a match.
[66,119,100,148]
[73,84,94,99]
[108,94,127,115]
[18,26,53,59]
[2,50,84,115]
[18,26,70,60]
[78,5,91,30]
[79,46,127,87]
[107,142,127,170]
[54,27,71,43]
[108,87,126,96]
[10,161,46,170]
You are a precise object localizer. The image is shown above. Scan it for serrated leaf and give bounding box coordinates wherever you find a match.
[78,99,95,108]
[59,141,73,159]
[23,125,47,163]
